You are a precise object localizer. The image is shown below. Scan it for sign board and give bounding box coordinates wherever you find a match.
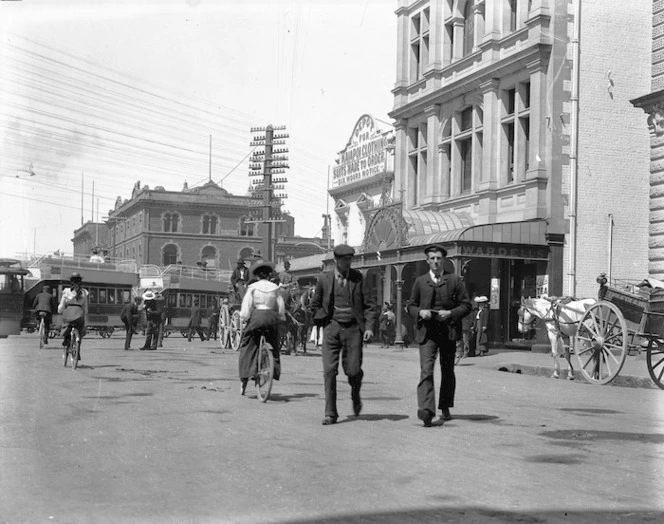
[332,114,390,189]
[490,278,500,310]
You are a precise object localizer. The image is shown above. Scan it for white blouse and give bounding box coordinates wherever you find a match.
[240,279,286,322]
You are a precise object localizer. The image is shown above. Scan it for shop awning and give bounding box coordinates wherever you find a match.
[408,219,549,248]
[402,209,474,237]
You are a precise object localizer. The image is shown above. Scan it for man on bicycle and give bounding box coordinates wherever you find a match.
[32,285,57,345]
[58,273,89,360]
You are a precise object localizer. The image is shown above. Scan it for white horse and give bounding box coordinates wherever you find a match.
[517,296,596,380]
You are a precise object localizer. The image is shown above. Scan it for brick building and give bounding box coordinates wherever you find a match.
[323,0,650,347]
[85,180,325,269]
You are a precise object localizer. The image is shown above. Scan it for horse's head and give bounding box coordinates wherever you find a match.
[517,298,539,334]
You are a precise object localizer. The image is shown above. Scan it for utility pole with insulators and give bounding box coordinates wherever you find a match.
[247,125,289,262]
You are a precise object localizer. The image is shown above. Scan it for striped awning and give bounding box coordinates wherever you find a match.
[402,210,474,238]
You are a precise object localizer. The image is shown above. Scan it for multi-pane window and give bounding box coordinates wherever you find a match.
[440,106,483,195]
[163,212,180,233]
[410,8,430,82]
[202,214,218,235]
[240,217,255,237]
[502,82,530,184]
[408,122,427,206]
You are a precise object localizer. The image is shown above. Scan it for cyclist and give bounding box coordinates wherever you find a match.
[238,261,285,395]
[32,285,57,345]
[58,273,89,360]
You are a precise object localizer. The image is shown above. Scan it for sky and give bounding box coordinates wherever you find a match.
[0,0,396,259]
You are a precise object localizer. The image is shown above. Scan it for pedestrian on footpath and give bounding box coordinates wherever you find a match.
[187,298,207,342]
[473,296,489,356]
[310,244,377,426]
[408,244,471,427]
[120,296,142,350]
[140,291,162,350]
[155,291,166,347]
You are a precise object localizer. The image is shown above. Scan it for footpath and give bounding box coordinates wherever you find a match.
[361,342,661,390]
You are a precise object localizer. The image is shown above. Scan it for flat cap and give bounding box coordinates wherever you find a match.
[424,244,447,257]
[333,244,355,257]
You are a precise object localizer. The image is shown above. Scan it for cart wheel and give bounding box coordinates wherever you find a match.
[646,339,664,389]
[230,310,242,351]
[575,302,628,385]
[218,305,231,349]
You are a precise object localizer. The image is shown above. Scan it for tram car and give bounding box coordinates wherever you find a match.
[139,264,231,337]
[0,259,31,338]
[22,255,139,338]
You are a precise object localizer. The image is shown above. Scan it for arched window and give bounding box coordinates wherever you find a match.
[202,214,218,235]
[463,1,475,57]
[201,246,217,267]
[163,212,180,233]
[163,244,178,265]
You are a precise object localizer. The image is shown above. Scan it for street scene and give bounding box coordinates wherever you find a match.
[3,0,664,523]
[1,334,663,523]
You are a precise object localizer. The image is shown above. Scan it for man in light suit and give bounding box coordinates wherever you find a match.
[408,244,471,427]
[310,244,377,425]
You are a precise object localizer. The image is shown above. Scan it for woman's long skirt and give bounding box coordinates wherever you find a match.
[238,309,281,380]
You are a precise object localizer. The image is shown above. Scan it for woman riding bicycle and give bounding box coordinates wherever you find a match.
[58,272,89,360]
[238,261,285,395]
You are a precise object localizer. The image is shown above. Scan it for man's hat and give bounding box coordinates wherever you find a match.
[236,258,245,264]
[284,260,291,266]
[70,272,83,282]
[333,244,355,257]
[474,295,489,303]
[142,290,156,301]
[250,260,275,277]
[43,285,51,292]
[424,244,447,257]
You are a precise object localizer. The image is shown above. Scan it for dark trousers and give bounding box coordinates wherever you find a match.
[321,320,363,419]
[207,316,219,340]
[36,311,52,342]
[63,318,85,358]
[121,317,134,350]
[418,334,456,415]
[187,325,206,342]
[143,320,161,350]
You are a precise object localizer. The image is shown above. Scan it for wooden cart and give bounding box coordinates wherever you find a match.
[574,284,664,388]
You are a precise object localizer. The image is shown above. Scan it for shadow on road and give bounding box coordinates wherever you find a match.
[266,392,319,403]
[282,507,664,523]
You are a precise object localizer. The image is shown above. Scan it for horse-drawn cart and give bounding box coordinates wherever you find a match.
[583,284,664,388]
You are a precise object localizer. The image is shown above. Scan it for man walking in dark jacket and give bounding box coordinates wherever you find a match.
[187,298,207,342]
[120,297,141,350]
[310,244,377,426]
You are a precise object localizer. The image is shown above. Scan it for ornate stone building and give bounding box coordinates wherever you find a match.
[320,0,651,347]
[81,180,326,269]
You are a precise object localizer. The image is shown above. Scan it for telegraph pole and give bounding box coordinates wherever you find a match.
[248,125,289,262]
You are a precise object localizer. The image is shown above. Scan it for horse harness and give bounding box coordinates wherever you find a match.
[520,298,580,332]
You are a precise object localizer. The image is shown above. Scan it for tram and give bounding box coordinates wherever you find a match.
[139,264,231,337]
[22,255,140,338]
[0,259,30,338]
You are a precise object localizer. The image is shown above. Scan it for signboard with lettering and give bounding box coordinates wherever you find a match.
[490,278,500,310]
[332,114,390,189]
[458,244,549,260]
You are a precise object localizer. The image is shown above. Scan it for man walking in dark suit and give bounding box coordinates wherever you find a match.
[310,244,377,425]
[187,298,207,342]
[408,244,471,427]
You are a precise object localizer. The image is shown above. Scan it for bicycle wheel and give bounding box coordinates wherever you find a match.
[255,335,274,402]
[71,329,80,370]
[63,337,69,367]
[39,318,45,350]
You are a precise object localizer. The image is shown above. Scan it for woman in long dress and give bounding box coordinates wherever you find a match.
[238,261,286,395]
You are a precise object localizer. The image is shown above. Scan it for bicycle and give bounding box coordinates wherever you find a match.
[63,324,81,370]
[255,334,275,402]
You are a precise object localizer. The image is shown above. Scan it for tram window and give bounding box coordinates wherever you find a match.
[99,289,107,304]
[122,290,131,304]
[179,293,186,308]
[107,289,116,304]
[168,293,177,307]
[186,294,192,307]
[89,287,98,304]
